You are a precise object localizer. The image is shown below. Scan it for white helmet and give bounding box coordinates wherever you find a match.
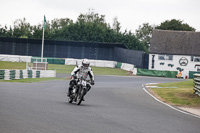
[82,59,90,68]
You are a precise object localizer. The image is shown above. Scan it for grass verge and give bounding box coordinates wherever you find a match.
[147,80,200,108]
[0,61,129,76]
[0,61,129,83]
[48,64,128,76]
[0,61,26,69]
[0,77,66,83]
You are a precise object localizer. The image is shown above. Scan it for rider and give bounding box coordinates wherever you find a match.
[67,58,95,97]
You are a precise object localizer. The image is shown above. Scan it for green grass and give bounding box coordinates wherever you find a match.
[0,61,26,69]
[92,66,128,76]
[48,64,74,74]
[0,61,128,83]
[0,61,128,76]
[48,64,128,76]
[0,77,66,83]
[148,80,200,107]
[153,80,194,88]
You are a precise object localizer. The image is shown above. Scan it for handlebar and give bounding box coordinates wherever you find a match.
[72,75,94,85]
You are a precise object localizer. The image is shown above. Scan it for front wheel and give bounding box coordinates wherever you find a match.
[68,97,73,103]
[76,87,85,105]
[76,95,82,105]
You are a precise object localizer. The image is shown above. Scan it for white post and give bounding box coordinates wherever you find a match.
[36,59,38,70]
[41,26,44,63]
[26,62,28,70]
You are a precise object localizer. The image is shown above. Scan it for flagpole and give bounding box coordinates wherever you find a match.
[41,17,45,63]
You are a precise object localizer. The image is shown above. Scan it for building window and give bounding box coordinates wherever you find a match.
[158,55,173,60]
[191,56,200,62]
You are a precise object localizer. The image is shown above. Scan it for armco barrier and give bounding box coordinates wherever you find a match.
[65,58,81,65]
[10,70,16,80]
[121,63,134,71]
[46,57,65,65]
[189,71,200,79]
[1,55,185,79]
[137,68,178,78]
[0,69,56,80]
[193,74,200,96]
[40,70,56,78]
[1,54,132,71]
[115,62,122,68]
[0,54,32,62]
[0,55,64,65]
[0,70,5,79]
[31,57,65,65]
[65,58,117,68]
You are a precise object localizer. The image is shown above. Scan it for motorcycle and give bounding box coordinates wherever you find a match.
[68,77,92,105]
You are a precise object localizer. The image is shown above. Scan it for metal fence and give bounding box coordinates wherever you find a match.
[193,74,200,96]
[114,47,148,68]
[0,37,149,68]
[0,37,125,60]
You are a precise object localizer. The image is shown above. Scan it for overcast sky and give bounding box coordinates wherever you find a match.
[1,0,200,32]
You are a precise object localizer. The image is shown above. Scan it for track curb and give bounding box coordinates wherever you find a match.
[142,84,200,119]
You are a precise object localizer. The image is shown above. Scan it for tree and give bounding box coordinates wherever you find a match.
[112,17,121,34]
[68,9,109,42]
[12,18,33,38]
[0,10,148,52]
[156,19,195,31]
[135,23,154,52]
[120,30,144,51]
[0,25,13,37]
[0,25,7,36]
[49,18,73,39]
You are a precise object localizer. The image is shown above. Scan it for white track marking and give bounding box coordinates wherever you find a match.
[142,84,200,119]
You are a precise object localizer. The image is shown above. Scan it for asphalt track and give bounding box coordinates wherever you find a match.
[0,75,200,133]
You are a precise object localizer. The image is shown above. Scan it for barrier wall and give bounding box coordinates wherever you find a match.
[0,54,32,62]
[40,70,56,78]
[121,63,134,71]
[0,70,5,79]
[65,58,135,72]
[115,62,122,68]
[65,58,117,68]
[133,68,137,75]
[0,55,66,65]
[0,54,135,71]
[0,69,56,80]
[189,71,200,79]
[137,68,178,78]
[3,54,196,79]
[31,57,65,65]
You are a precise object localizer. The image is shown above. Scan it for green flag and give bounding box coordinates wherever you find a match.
[43,15,47,29]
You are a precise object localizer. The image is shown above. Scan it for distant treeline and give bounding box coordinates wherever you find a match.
[0,10,196,53]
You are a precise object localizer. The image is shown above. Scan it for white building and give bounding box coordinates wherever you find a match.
[149,30,200,78]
